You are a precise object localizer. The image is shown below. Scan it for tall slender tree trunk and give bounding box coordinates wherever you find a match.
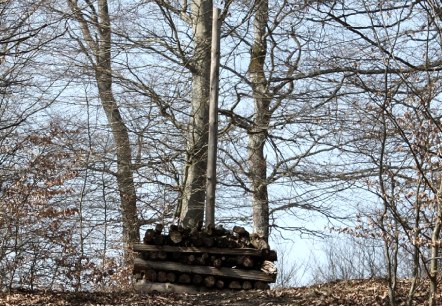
[429,180,442,306]
[180,0,213,227]
[96,0,140,248]
[248,0,270,240]
[68,0,140,255]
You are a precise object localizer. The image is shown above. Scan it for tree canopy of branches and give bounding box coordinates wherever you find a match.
[2,1,442,304]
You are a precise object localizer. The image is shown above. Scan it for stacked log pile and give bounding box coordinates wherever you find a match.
[132,224,277,292]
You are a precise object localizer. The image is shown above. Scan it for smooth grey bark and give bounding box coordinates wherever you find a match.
[248,0,270,240]
[180,0,213,227]
[68,0,140,251]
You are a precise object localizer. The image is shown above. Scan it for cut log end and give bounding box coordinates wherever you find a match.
[228,280,242,289]
[204,275,216,288]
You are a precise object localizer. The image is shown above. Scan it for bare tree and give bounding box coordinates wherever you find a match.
[311,1,442,305]
[66,0,140,252]
[247,0,271,240]
[179,0,213,227]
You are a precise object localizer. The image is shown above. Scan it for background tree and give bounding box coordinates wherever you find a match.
[66,0,140,251]
[4,0,442,299]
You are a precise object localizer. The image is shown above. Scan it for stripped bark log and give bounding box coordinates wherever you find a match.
[133,244,263,257]
[134,258,276,282]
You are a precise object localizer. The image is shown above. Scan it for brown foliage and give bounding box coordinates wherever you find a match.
[0,278,440,305]
[0,123,82,290]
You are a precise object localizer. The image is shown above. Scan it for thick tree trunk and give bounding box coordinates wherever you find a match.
[248,0,270,241]
[96,0,140,248]
[180,0,213,227]
[69,0,140,254]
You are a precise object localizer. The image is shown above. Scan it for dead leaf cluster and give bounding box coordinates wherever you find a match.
[0,278,440,306]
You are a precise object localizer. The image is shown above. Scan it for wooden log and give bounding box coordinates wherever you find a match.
[134,258,276,282]
[169,224,179,232]
[228,280,242,289]
[153,234,165,245]
[157,271,168,283]
[214,224,228,236]
[192,274,203,285]
[155,223,164,234]
[261,260,277,275]
[143,229,155,244]
[172,251,181,261]
[190,233,203,247]
[181,226,191,237]
[169,230,183,244]
[215,236,230,248]
[140,252,150,260]
[216,279,225,289]
[232,226,249,237]
[262,249,277,261]
[142,225,278,254]
[204,224,215,236]
[239,236,251,248]
[157,251,168,261]
[144,269,157,282]
[178,273,191,284]
[176,226,191,245]
[149,252,158,260]
[143,227,166,245]
[212,257,222,268]
[132,244,263,257]
[241,256,254,268]
[186,254,196,265]
[166,272,176,283]
[223,256,236,267]
[242,280,253,290]
[250,234,269,250]
[201,233,215,248]
[196,253,209,265]
[214,235,238,248]
[204,275,216,288]
[254,281,270,290]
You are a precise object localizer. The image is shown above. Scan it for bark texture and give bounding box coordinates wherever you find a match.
[248,0,270,241]
[69,0,140,250]
[180,0,213,227]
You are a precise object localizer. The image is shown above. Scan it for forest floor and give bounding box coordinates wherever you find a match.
[1,278,441,306]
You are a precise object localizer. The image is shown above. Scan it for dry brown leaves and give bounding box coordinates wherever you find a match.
[1,279,441,306]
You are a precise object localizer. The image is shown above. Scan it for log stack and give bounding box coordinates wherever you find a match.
[132,224,277,292]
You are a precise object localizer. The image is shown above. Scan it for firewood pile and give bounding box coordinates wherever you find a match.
[132,223,278,293]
